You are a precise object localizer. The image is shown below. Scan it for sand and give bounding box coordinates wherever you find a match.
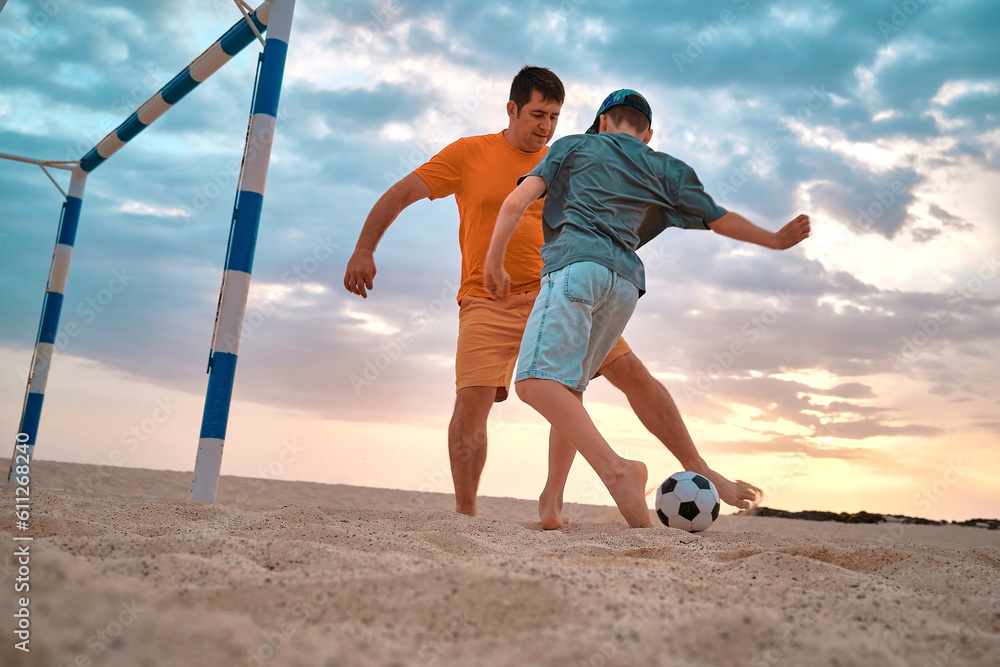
[1,460,998,666]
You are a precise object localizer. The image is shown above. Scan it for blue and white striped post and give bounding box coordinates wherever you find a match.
[190,0,296,502]
[7,3,276,482]
[79,1,273,173]
[8,168,87,484]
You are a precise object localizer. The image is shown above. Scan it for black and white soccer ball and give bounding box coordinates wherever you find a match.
[655,471,721,532]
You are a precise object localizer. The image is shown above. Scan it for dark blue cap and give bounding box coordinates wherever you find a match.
[585,89,652,134]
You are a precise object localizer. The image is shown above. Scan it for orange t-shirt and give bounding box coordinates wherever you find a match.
[414,131,546,302]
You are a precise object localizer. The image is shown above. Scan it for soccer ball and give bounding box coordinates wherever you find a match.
[655,471,721,532]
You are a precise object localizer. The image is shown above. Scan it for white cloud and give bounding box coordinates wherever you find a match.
[342,306,401,336]
[119,200,192,218]
[932,80,999,107]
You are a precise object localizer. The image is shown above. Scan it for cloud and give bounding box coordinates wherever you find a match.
[928,203,974,231]
[119,200,192,218]
[707,433,870,461]
[816,420,945,440]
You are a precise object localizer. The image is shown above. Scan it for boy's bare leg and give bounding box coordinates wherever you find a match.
[600,352,758,509]
[539,427,575,529]
[517,378,651,528]
[448,386,496,516]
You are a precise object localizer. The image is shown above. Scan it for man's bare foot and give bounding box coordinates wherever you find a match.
[603,459,652,528]
[538,489,571,530]
[455,504,476,517]
[696,469,760,509]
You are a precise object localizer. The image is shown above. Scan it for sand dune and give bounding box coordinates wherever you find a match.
[1,460,998,666]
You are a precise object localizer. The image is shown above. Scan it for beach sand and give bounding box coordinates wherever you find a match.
[1,459,998,666]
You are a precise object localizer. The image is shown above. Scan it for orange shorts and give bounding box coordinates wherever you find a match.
[456,291,632,401]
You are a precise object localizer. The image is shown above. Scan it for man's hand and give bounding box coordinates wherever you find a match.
[342,173,432,299]
[774,214,810,250]
[483,259,510,298]
[344,249,377,298]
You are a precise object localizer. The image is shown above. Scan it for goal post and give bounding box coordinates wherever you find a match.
[190,0,297,502]
[5,1,294,490]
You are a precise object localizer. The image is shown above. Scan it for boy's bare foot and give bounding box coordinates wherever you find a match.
[694,469,760,509]
[603,459,652,528]
[538,490,570,530]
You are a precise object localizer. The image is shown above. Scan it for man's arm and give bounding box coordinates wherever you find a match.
[710,211,810,250]
[343,172,432,298]
[483,175,548,298]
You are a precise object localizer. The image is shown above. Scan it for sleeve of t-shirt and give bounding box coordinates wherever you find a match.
[413,139,466,200]
[635,164,728,248]
[675,165,727,228]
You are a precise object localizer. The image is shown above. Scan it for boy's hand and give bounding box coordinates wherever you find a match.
[774,214,810,249]
[344,249,377,298]
[483,259,510,298]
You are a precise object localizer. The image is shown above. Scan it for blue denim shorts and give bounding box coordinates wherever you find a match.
[515,261,639,391]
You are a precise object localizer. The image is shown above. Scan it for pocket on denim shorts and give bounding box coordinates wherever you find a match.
[562,262,611,306]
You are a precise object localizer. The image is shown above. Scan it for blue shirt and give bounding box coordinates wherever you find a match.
[526,132,727,294]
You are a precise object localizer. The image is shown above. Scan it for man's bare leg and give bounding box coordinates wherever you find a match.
[448,386,496,516]
[539,427,576,529]
[600,352,759,509]
[517,378,651,528]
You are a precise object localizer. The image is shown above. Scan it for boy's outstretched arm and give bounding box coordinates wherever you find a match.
[484,175,548,298]
[710,212,810,250]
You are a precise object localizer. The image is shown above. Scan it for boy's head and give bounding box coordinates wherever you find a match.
[506,66,565,152]
[585,89,653,142]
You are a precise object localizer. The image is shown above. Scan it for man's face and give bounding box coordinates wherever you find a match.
[506,90,562,152]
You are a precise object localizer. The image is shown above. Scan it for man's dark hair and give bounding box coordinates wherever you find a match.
[605,96,650,133]
[509,66,565,113]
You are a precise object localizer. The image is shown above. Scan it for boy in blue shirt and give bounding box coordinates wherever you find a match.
[483,90,810,528]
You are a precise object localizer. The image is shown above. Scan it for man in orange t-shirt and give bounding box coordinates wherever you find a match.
[344,67,757,526]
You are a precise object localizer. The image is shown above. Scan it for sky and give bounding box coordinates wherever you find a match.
[1,0,998,522]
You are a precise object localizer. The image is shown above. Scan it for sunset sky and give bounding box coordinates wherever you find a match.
[1,0,998,521]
